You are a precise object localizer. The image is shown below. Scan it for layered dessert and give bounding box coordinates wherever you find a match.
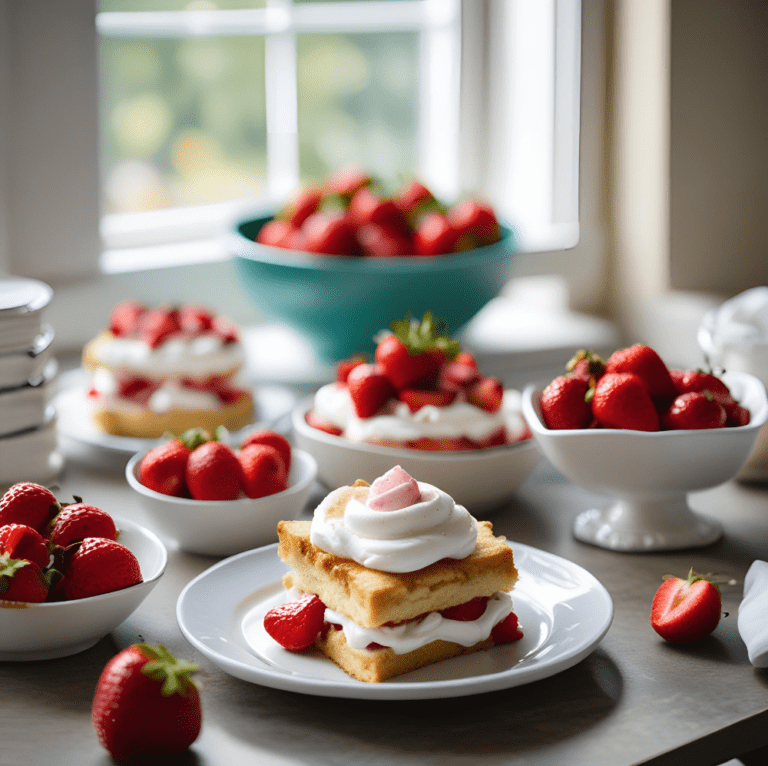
[265,466,523,682]
[306,313,530,450]
[83,302,253,438]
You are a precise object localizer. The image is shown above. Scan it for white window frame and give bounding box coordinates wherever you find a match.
[0,0,593,352]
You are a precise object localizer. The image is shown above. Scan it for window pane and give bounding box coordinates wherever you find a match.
[99,36,267,213]
[296,32,419,186]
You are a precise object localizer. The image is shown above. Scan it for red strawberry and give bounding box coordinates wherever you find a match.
[476,426,511,449]
[211,315,239,344]
[283,186,323,227]
[725,403,751,427]
[0,554,48,603]
[92,643,201,761]
[466,377,504,413]
[396,179,442,224]
[661,391,727,430]
[303,212,360,256]
[566,349,606,383]
[186,441,243,501]
[651,569,721,643]
[55,537,142,601]
[179,305,214,334]
[440,359,481,387]
[326,167,372,199]
[0,524,49,568]
[591,372,660,431]
[670,369,735,406]
[455,351,478,368]
[447,199,501,247]
[264,594,327,651]
[347,364,396,418]
[414,212,460,255]
[239,444,288,499]
[336,354,367,384]
[440,596,489,621]
[357,222,413,257]
[117,376,154,402]
[398,387,458,413]
[540,375,592,430]
[0,482,60,533]
[256,219,293,248]
[604,344,676,398]
[140,439,192,498]
[139,307,181,349]
[48,503,117,548]
[305,411,343,436]
[240,431,292,473]
[348,188,408,231]
[375,312,459,390]
[109,301,145,337]
[491,612,524,643]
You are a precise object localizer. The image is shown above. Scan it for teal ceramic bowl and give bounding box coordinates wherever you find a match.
[228,214,519,362]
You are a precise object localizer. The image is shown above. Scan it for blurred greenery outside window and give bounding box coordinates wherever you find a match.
[98,1,445,255]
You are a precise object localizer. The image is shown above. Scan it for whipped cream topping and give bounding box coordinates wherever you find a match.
[92,333,245,379]
[325,591,514,655]
[310,467,478,572]
[312,382,527,443]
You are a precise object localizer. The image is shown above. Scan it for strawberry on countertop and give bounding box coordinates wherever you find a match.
[651,569,722,643]
[92,643,202,761]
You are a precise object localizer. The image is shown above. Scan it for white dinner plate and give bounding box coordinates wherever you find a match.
[54,368,298,456]
[176,542,613,700]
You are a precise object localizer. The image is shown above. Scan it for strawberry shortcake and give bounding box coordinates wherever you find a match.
[305,312,530,450]
[83,302,253,438]
[265,466,523,682]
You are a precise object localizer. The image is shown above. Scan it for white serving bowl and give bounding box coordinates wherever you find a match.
[291,398,541,513]
[126,448,318,557]
[0,517,167,661]
[522,370,768,552]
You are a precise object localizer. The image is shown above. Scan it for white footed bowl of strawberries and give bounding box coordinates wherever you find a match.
[522,345,768,552]
[0,482,167,661]
[126,428,318,557]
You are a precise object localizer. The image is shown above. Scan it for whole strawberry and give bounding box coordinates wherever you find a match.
[239,444,288,499]
[93,643,201,762]
[139,438,192,497]
[264,594,327,651]
[651,569,722,643]
[591,372,660,431]
[0,523,50,568]
[0,553,49,603]
[670,369,735,406]
[566,349,606,384]
[186,441,242,501]
[48,503,117,548]
[604,344,676,399]
[240,430,292,474]
[0,482,60,533]
[347,363,396,418]
[55,537,142,601]
[661,391,727,430]
[540,376,592,430]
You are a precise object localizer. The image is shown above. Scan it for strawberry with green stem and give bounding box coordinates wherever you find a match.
[651,568,722,643]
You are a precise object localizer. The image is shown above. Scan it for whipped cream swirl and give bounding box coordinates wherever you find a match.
[310,466,478,573]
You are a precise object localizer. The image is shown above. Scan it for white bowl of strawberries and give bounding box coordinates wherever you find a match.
[292,313,540,512]
[522,345,768,552]
[126,428,318,557]
[0,482,167,661]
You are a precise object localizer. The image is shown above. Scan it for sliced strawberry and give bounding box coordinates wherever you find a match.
[347,364,396,418]
[264,594,327,651]
[476,427,509,448]
[491,612,524,643]
[139,308,181,349]
[305,411,343,436]
[336,354,367,384]
[466,377,504,413]
[109,301,145,337]
[0,523,50,568]
[398,387,457,413]
[651,569,721,643]
[117,376,155,402]
[440,596,489,621]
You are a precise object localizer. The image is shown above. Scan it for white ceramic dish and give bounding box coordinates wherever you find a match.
[0,277,53,351]
[0,359,57,438]
[55,368,298,457]
[522,370,768,552]
[0,517,167,661]
[291,398,540,512]
[126,448,318,557]
[0,326,54,390]
[0,407,63,490]
[176,540,613,700]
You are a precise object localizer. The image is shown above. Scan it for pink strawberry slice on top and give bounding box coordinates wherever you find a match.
[367,466,421,512]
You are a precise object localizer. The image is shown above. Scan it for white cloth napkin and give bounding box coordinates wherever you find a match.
[738,560,768,667]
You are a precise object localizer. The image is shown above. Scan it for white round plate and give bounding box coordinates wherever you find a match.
[54,368,298,456]
[176,542,613,700]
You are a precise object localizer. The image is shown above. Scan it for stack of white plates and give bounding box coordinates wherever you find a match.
[0,277,63,487]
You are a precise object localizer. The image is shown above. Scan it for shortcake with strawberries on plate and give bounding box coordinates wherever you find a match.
[305,312,530,451]
[83,302,253,438]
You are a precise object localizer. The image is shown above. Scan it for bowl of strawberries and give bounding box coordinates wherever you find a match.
[228,168,519,361]
[291,312,540,511]
[521,345,768,552]
[126,427,318,557]
[0,482,167,661]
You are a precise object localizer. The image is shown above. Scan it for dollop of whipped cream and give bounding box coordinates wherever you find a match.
[310,466,478,573]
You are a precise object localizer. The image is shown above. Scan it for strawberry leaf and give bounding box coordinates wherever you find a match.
[389,311,460,360]
[138,644,200,697]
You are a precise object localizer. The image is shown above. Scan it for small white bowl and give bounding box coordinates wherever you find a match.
[522,370,768,552]
[126,448,318,557]
[291,399,541,513]
[0,517,167,661]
